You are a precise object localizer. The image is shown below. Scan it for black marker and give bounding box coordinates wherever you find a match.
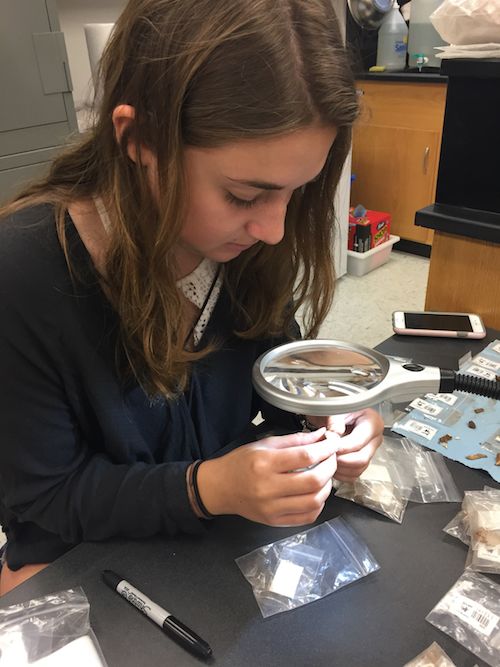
[102,570,213,660]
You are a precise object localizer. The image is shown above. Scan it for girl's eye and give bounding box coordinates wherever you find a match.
[225,192,258,209]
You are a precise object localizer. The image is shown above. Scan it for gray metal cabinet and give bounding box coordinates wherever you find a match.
[0,0,77,203]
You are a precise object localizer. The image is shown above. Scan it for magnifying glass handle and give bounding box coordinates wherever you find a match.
[383,362,500,405]
[440,369,500,399]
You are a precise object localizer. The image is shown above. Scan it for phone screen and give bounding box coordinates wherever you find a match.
[405,313,473,332]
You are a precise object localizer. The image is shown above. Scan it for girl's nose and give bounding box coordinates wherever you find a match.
[245,199,287,245]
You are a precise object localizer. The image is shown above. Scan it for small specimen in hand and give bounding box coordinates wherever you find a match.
[466,453,488,461]
[474,408,484,414]
[496,453,500,466]
[467,421,477,429]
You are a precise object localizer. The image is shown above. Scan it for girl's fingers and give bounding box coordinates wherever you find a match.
[257,428,327,451]
[326,414,346,435]
[269,434,338,474]
[336,441,379,468]
[335,411,383,456]
[268,478,334,517]
[333,472,364,483]
[280,452,338,495]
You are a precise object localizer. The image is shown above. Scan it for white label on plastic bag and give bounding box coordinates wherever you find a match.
[427,392,458,406]
[360,464,392,483]
[466,365,497,381]
[492,342,500,355]
[450,593,499,637]
[269,560,303,599]
[476,542,500,564]
[410,398,443,416]
[474,356,500,372]
[402,419,437,441]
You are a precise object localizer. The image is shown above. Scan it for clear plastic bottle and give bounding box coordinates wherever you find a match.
[376,1,408,72]
[408,0,447,68]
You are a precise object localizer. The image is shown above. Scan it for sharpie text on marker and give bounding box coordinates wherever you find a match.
[102,570,213,660]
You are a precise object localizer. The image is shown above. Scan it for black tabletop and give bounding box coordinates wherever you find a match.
[1,331,499,667]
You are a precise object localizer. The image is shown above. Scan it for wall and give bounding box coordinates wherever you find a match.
[56,0,126,112]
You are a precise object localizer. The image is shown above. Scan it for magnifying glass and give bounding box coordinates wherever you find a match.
[252,340,500,416]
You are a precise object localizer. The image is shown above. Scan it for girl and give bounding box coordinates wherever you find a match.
[0,0,383,594]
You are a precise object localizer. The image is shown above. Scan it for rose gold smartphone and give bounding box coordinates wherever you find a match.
[392,311,486,339]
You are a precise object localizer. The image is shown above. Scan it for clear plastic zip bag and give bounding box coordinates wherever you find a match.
[481,428,500,456]
[426,570,500,667]
[376,399,407,429]
[443,487,500,549]
[443,509,471,545]
[235,517,380,617]
[333,438,409,523]
[0,587,107,666]
[383,436,462,504]
[403,641,457,667]
[463,490,500,574]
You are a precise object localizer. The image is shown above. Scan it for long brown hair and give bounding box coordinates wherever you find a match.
[1,0,358,397]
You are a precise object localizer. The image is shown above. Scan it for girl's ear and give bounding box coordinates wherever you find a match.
[111,104,155,168]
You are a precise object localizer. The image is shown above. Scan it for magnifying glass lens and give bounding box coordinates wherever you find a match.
[262,347,386,400]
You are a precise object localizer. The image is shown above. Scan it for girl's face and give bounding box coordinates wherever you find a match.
[176,125,337,276]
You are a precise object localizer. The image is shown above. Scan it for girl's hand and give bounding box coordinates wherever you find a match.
[196,429,338,527]
[327,409,384,482]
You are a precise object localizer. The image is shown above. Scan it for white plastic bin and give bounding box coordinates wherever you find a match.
[346,235,400,277]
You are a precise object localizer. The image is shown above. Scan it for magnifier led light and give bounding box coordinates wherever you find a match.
[252,340,500,416]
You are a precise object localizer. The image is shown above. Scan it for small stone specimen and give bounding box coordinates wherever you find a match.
[438,434,452,448]
[467,420,477,429]
[466,453,488,461]
[496,453,500,466]
[474,408,484,414]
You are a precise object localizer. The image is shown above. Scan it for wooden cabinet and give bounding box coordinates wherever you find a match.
[351,80,447,246]
[425,233,500,329]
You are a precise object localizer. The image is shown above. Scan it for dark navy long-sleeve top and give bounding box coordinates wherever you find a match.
[0,205,298,570]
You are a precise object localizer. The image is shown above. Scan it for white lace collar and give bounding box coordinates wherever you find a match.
[93,197,222,345]
[177,258,222,345]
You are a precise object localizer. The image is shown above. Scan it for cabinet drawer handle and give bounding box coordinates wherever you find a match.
[423,147,430,174]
